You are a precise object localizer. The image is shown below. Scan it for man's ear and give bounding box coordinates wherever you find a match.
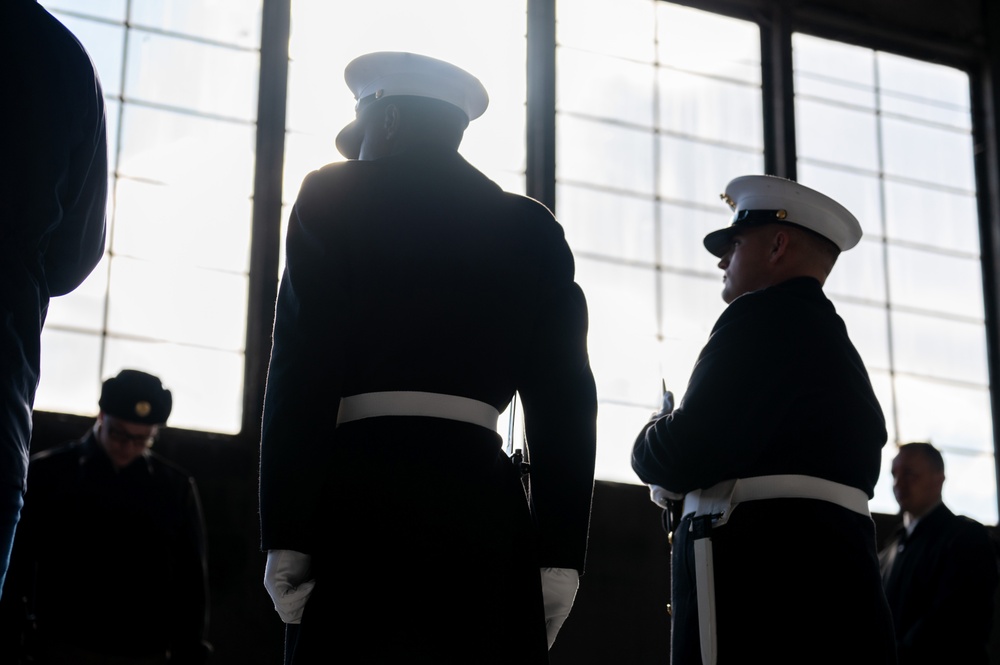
[768,229,790,264]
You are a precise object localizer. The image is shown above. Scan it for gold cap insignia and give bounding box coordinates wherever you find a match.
[776,209,788,220]
[134,401,152,418]
[720,193,736,210]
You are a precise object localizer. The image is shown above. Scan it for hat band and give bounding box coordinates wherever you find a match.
[731,209,789,224]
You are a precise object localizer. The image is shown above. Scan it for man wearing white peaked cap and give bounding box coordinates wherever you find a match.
[260,51,597,663]
[633,175,896,664]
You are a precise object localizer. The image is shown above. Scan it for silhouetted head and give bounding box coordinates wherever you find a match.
[335,51,489,161]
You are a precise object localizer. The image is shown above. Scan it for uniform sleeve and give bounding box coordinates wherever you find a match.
[517,211,597,574]
[631,293,795,493]
[1,4,108,297]
[42,75,108,298]
[258,169,350,552]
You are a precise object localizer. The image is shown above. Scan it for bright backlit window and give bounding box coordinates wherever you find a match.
[556,0,763,482]
[793,33,996,522]
[31,1,998,523]
[34,0,261,434]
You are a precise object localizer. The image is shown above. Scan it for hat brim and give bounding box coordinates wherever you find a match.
[703,227,736,258]
[335,119,364,160]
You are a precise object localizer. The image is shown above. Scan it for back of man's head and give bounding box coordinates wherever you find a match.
[898,441,945,473]
[377,95,470,153]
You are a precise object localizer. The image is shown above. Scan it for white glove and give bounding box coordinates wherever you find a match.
[648,484,684,509]
[264,549,315,624]
[540,567,579,649]
[650,383,675,420]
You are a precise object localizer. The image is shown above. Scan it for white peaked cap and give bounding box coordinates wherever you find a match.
[704,175,863,257]
[335,51,489,159]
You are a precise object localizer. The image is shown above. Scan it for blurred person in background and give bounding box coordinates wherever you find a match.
[879,441,999,665]
[0,370,211,664]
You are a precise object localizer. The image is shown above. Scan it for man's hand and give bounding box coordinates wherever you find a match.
[650,380,674,420]
[540,567,579,649]
[648,484,684,509]
[263,549,315,624]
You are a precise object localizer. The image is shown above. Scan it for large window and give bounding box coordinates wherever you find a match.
[556,0,764,483]
[34,0,262,434]
[33,0,998,523]
[792,34,995,520]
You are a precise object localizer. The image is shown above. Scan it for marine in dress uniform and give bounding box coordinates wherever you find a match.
[0,0,108,594]
[0,370,211,665]
[259,52,597,664]
[879,442,999,665]
[632,175,897,664]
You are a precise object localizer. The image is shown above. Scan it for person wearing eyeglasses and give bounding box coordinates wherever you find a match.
[0,369,212,665]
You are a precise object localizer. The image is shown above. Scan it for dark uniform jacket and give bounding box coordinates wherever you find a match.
[0,432,210,664]
[880,502,999,665]
[259,146,597,663]
[633,276,896,664]
[0,0,107,496]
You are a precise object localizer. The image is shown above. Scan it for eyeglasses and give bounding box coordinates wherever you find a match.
[104,421,156,448]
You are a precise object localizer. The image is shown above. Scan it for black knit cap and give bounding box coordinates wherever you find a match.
[99,369,172,425]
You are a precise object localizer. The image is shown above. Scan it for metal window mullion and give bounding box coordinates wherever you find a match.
[760,4,795,180]
[242,0,291,436]
[971,0,1000,516]
[526,0,556,212]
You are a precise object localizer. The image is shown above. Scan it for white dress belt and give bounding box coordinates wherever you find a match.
[336,391,500,431]
[681,474,871,665]
[682,474,870,526]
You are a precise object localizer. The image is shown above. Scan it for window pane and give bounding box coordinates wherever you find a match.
[557,0,656,62]
[658,69,763,148]
[118,106,255,192]
[891,311,988,385]
[823,239,886,302]
[558,47,654,127]
[44,0,125,21]
[556,185,655,264]
[35,330,103,416]
[794,33,994,519]
[877,51,971,128]
[597,403,660,484]
[881,116,975,190]
[795,98,880,170]
[659,201,728,275]
[894,376,994,456]
[793,33,874,87]
[113,179,252,273]
[559,115,656,194]
[106,257,248,352]
[124,30,259,121]
[657,135,763,203]
[888,246,984,319]
[575,258,658,342]
[942,452,999,524]
[657,3,761,83]
[884,181,979,252]
[129,0,262,48]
